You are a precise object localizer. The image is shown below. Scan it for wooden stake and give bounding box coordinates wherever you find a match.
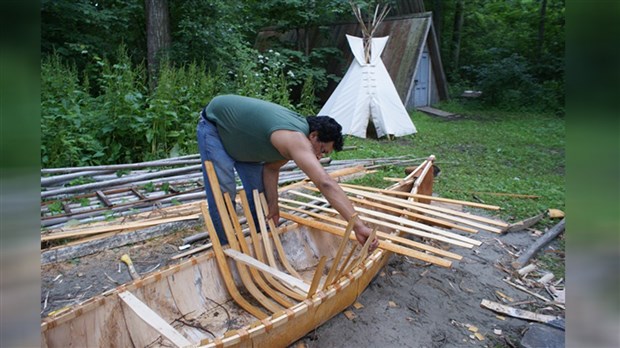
[323,214,358,287]
[307,256,327,298]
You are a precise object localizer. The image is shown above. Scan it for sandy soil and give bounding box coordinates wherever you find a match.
[41,220,564,348]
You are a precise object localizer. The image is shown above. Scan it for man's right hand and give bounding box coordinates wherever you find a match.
[354,225,379,252]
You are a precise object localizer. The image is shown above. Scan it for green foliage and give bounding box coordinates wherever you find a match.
[41,54,105,167]
[94,45,148,163]
[47,201,63,214]
[428,0,564,113]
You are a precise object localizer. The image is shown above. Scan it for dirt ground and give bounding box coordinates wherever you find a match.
[41,220,564,348]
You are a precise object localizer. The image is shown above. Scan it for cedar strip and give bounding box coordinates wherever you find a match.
[307,256,327,298]
[280,197,475,248]
[240,190,306,301]
[203,162,268,319]
[224,249,310,293]
[258,192,304,281]
[280,212,452,267]
[226,192,294,307]
[323,214,358,287]
[343,227,377,275]
[332,244,359,282]
[340,183,502,211]
[287,191,480,245]
[348,194,478,233]
[332,185,505,232]
[223,194,283,313]
[279,203,462,260]
[253,190,279,268]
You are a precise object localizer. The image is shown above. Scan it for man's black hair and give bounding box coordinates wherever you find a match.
[306,116,344,151]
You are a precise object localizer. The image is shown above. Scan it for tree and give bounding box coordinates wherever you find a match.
[145,0,171,89]
[537,0,548,60]
[450,0,464,74]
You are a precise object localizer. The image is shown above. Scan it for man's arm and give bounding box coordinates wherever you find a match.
[263,160,287,225]
[270,130,378,250]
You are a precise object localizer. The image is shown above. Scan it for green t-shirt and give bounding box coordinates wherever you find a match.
[204,95,309,162]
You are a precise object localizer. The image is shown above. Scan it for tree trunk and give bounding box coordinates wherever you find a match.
[537,0,548,59]
[145,0,171,90]
[451,0,464,74]
[432,0,443,42]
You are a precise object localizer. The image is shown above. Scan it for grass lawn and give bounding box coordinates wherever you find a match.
[330,103,566,274]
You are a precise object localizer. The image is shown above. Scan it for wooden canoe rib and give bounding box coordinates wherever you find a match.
[41,155,506,347]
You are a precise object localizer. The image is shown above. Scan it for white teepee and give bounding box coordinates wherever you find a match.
[318,34,417,138]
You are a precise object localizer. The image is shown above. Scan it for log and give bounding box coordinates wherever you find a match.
[41,154,201,174]
[512,218,565,269]
[41,165,203,198]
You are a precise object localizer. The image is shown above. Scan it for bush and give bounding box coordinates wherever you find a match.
[41,54,104,167]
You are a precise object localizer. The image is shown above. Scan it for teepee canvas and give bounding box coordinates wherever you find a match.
[318,34,417,138]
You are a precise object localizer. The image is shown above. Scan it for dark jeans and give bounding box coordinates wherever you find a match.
[196,114,264,245]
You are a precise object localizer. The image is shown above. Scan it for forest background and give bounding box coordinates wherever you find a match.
[40,0,565,168]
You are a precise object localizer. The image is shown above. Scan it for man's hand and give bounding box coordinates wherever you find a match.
[266,202,280,226]
[354,225,379,252]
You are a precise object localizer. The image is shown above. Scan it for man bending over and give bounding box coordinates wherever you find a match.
[197,94,377,250]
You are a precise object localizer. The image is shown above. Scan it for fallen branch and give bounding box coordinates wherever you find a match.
[480,299,564,327]
[512,218,565,269]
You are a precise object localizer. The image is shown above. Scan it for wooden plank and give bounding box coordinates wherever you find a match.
[279,203,463,260]
[41,214,201,242]
[118,291,192,348]
[416,106,456,118]
[280,212,452,267]
[224,249,310,293]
